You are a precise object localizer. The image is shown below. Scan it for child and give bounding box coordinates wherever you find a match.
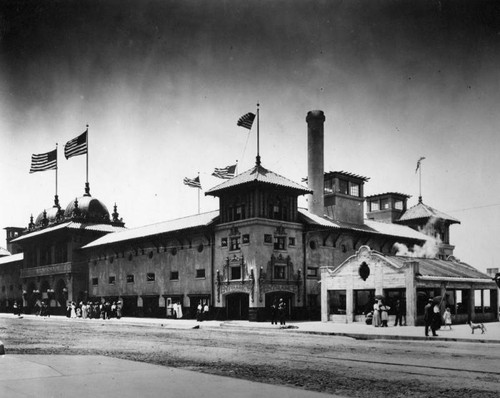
[443,307,452,330]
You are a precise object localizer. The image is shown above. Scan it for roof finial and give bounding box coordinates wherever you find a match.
[84,182,91,196]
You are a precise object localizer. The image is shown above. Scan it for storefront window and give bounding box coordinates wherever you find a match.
[354,289,374,315]
[328,290,346,315]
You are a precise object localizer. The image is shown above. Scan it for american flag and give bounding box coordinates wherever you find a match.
[237,112,256,130]
[212,164,236,179]
[29,149,57,173]
[415,156,426,173]
[183,176,201,189]
[64,130,88,159]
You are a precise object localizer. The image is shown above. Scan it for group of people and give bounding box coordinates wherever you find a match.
[196,302,209,321]
[66,300,123,320]
[424,298,453,336]
[270,298,287,326]
[33,300,51,317]
[366,298,406,327]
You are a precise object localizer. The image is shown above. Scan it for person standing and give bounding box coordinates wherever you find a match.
[424,298,438,336]
[116,301,123,319]
[394,299,403,326]
[13,301,21,317]
[270,299,278,325]
[278,298,287,326]
[372,300,381,327]
[196,302,203,322]
[443,307,452,330]
[379,302,390,327]
[203,302,209,321]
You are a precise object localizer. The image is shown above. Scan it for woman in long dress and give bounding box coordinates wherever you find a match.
[70,302,77,318]
[373,300,381,327]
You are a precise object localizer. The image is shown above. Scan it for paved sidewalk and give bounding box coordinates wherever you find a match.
[0,354,339,398]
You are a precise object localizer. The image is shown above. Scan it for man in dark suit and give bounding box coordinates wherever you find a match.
[424,298,438,336]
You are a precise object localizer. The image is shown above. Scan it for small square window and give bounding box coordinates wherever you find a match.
[230,237,240,251]
[108,276,116,285]
[242,234,250,244]
[307,267,318,277]
[381,198,390,209]
[221,237,228,247]
[288,237,296,246]
[394,200,403,210]
[147,273,156,282]
[196,269,206,278]
[92,277,99,286]
[230,266,241,280]
[126,274,134,283]
[274,265,286,279]
[349,183,360,197]
[274,236,285,250]
[370,201,379,211]
[170,271,179,280]
[339,179,349,195]
[264,234,273,244]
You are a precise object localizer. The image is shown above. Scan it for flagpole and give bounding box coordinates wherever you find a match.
[86,124,89,185]
[55,143,58,198]
[197,172,200,214]
[256,103,260,166]
[419,161,422,203]
[235,160,238,176]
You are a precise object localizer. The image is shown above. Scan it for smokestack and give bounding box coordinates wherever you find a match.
[306,110,325,216]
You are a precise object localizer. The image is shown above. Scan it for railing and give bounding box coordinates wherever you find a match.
[20,262,73,278]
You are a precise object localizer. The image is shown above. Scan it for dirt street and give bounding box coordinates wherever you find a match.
[1,316,499,397]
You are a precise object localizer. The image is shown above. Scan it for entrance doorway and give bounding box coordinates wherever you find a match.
[226,293,249,320]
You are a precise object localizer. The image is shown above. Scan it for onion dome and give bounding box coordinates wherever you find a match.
[34,195,65,228]
[64,195,111,223]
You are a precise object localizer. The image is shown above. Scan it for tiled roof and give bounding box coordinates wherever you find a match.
[386,255,493,281]
[0,252,23,265]
[365,192,411,199]
[324,170,370,182]
[206,164,311,196]
[12,222,127,242]
[298,208,428,241]
[364,219,429,241]
[397,201,460,224]
[82,210,219,249]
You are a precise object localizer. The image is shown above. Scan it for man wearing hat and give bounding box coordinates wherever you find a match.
[424,298,438,337]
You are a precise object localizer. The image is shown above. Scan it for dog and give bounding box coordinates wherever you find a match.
[468,320,486,334]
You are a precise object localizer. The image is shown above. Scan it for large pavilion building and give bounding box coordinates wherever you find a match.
[0,110,497,323]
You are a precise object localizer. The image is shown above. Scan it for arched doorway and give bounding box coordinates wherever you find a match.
[226,293,249,320]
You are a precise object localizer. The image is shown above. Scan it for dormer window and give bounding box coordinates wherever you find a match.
[339,179,349,195]
[324,179,334,194]
[350,183,360,197]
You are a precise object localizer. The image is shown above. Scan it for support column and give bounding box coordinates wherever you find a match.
[346,288,353,323]
[404,261,418,326]
[320,267,328,322]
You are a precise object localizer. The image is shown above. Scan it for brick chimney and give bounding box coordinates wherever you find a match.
[306,110,325,217]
